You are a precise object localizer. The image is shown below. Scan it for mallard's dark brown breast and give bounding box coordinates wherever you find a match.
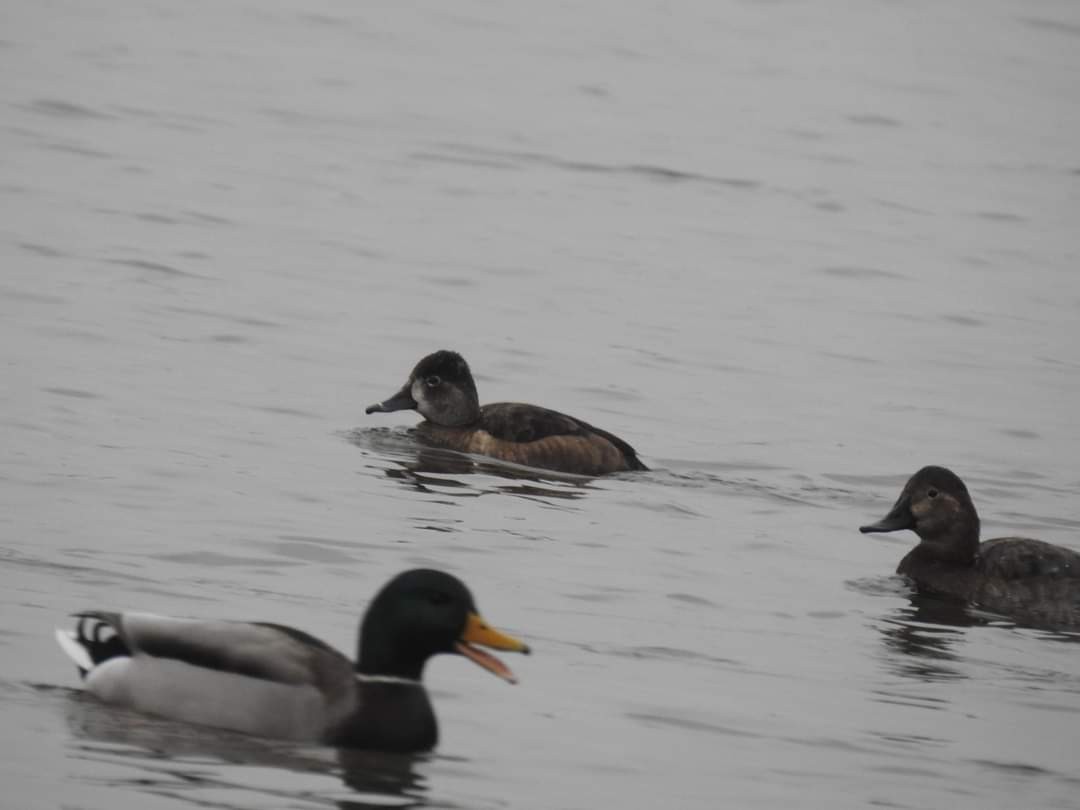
[329,681,437,752]
[416,402,646,476]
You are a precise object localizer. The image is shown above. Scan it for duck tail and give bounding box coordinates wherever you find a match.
[54,628,93,676]
[55,612,130,678]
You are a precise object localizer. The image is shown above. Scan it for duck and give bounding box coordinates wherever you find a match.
[55,569,530,751]
[365,350,648,476]
[860,465,1080,629]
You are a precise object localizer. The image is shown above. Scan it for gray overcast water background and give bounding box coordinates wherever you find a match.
[2,1,1080,808]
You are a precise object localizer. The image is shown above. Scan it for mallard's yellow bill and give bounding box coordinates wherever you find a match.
[456,612,530,684]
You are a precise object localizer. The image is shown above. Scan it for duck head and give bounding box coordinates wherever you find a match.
[366,351,481,427]
[357,569,529,683]
[860,465,981,564]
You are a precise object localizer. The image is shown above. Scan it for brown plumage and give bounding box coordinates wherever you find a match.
[860,465,1080,629]
[420,423,632,476]
[366,351,647,476]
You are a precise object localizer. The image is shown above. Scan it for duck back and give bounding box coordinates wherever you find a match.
[976,537,1080,580]
[969,576,1080,629]
[417,402,646,475]
[899,538,1080,629]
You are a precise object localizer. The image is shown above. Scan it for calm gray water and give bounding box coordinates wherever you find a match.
[3,1,1080,808]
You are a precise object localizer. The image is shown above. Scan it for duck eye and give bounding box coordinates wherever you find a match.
[424,375,441,388]
[927,488,939,499]
[428,591,451,606]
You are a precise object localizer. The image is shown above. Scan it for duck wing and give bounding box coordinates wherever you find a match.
[976,538,1080,580]
[480,403,588,442]
[59,611,361,741]
[108,612,356,695]
[480,403,645,466]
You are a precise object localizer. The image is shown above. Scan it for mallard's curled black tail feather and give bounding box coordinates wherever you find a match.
[54,612,129,678]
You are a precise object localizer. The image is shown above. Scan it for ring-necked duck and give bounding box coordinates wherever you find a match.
[860,466,1080,628]
[55,569,530,751]
[365,350,647,476]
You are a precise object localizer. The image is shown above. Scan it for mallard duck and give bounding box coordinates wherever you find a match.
[55,569,530,751]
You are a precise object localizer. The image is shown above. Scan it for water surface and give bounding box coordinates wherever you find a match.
[2,1,1080,808]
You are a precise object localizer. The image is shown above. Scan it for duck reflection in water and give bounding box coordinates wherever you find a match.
[877,593,977,683]
[60,688,431,807]
[338,749,429,809]
[349,427,593,502]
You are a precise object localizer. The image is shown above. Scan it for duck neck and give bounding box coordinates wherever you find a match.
[916,512,981,566]
[332,680,437,751]
[355,625,428,681]
[441,391,481,427]
[417,386,481,427]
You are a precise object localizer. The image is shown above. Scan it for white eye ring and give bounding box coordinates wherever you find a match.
[425,375,441,388]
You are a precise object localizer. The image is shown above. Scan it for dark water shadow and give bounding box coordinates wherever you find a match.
[857,581,1080,734]
[849,576,974,683]
[856,568,1080,641]
[877,595,977,682]
[46,684,436,808]
[413,141,761,192]
[862,579,1080,692]
[345,427,598,502]
[337,750,430,809]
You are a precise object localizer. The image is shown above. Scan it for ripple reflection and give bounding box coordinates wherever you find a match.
[54,685,433,808]
[346,427,594,502]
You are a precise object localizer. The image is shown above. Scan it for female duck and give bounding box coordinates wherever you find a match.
[55,569,530,751]
[860,465,1080,629]
[366,350,648,476]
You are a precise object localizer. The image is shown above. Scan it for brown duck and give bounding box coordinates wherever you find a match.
[366,350,647,476]
[861,465,1080,629]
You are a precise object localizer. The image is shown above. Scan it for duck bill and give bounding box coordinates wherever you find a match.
[859,495,915,533]
[455,612,530,685]
[365,385,417,415]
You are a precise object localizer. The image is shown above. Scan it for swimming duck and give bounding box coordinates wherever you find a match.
[365,350,648,476]
[860,465,1080,629]
[55,569,530,751]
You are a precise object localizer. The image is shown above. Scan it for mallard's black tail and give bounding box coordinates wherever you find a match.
[54,613,130,678]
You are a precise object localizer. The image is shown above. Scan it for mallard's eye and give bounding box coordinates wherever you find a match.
[425,375,441,388]
[428,590,451,606]
[927,488,939,499]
